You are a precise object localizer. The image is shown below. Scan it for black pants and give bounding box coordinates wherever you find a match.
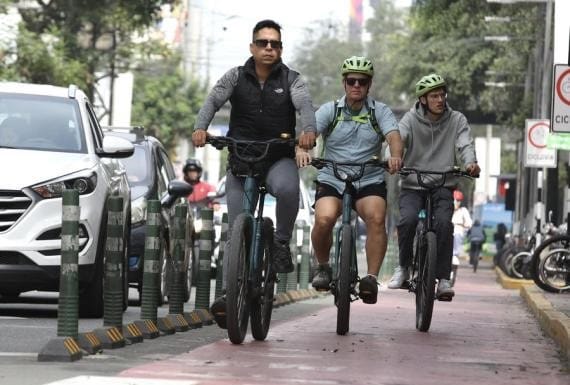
[469,241,483,263]
[397,188,454,280]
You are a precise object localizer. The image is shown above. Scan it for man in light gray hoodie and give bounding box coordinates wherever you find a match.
[387,73,480,301]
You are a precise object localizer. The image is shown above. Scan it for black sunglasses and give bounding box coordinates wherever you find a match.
[254,39,283,49]
[345,77,370,87]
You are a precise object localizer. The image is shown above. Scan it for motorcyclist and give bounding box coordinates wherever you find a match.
[183,159,216,207]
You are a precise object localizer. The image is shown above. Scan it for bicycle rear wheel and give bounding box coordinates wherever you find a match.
[336,224,353,335]
[226,214,252,344]
[250,217,276,341]
[416,231,437,332]
[530,234,570,293]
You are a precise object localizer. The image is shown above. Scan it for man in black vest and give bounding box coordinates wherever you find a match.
[192,19,316,328]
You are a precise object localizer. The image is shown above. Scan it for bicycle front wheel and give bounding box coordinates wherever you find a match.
[336,224,353,335]
[250,217,276,341]
[530,234,570,293]
[416,231,437,332]
[226,213,252,344]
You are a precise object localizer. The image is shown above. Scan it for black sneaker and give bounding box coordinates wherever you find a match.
[210,294,227,329]
[271,239,294,273]
[312,264,332,291]
[358,275,378,304]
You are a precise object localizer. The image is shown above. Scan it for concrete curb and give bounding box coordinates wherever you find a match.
[520,285,570,362]
[494,266,534,290]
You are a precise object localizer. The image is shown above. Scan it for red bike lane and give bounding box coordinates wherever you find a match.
[116,261,568,385]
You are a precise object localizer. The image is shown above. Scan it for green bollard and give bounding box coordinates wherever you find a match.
[286,225,298,292]
[140,200,162,322]
[103,196,124,328]
[299,224,311,290]
[214,213,228,299]
[169,204,187,315]
[194,208,213,310]
[57,189,80,338]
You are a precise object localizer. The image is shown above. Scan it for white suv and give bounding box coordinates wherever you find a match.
[0,82,133,317]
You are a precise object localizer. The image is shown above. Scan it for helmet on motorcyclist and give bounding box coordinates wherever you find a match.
[183,159,202,183]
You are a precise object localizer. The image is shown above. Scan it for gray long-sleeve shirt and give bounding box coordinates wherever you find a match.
[194,65,317,133]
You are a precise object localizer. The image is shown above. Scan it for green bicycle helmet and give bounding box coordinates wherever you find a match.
[415,73,446,97]
[341,56,374,77]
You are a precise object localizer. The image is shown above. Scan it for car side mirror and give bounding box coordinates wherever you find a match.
[161,180,193,208]
[98,135,134,158]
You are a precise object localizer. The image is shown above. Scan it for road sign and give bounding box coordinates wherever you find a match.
[524,119,556,168]
[551,64,570,132]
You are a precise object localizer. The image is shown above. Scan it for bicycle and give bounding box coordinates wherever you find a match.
[206,134,296,344]
[529,222,570,293]
[398,167,473,332]
[310,157,389,335]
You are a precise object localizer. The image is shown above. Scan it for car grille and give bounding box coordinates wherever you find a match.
[0,190,33,232]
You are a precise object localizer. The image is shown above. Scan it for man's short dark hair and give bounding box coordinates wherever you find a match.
[252,19,282,41]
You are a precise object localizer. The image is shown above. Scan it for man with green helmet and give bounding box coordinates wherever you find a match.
[387,73,480,301]
[297,56,403,305]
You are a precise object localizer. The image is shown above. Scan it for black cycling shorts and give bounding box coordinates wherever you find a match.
[314,182,387,209]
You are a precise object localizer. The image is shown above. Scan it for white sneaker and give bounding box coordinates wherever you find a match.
[387,266,409,289]
[436,279,455,301]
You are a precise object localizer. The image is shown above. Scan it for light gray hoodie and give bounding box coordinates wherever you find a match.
[399,101,477,190]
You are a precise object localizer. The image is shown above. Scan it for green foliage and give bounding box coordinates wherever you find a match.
[2,0,175,97]
[131,55,206,153]
[291,20,360,106]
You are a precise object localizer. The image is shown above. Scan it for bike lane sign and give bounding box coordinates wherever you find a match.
[551,64,570,132]
[524,119,556,168]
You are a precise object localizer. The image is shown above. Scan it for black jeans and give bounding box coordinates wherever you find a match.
[397,188,454,280]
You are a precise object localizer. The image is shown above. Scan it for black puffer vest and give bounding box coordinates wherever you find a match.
[228,57,296,168]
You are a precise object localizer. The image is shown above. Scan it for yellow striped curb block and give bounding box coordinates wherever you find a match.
[520,285,570,361]
[495,267,534,290]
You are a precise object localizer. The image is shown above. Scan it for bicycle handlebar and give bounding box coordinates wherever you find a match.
[398,167,475,190]
[310,157,389,183]
[206,135,296,164]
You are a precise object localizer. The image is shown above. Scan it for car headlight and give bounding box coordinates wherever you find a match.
[32,174,97,199]
[131,196,147,224]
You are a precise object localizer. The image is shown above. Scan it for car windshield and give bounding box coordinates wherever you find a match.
[119,145,150,186]
[0,94,86,153]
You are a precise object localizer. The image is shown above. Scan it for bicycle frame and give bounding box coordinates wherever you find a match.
[311,157,389,335]
[206,134,295,343]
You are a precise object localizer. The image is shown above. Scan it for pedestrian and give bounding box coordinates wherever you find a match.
[493,222,507,266]
[467,219,486,272]
[191,19,317,328]
[450,189,472,286]
[296,56,403,304]
[387,73,480,301]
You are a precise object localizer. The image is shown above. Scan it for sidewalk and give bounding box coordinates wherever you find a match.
[495,263,570,361]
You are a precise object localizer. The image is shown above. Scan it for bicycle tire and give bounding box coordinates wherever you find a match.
[336,224,352,335]
[226,213,252,344]
[250,217,276,341]
[509,251,531,279]
[530,234,570,293]
[416,231,437,332]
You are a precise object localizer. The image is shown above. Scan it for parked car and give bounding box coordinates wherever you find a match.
[103,127,193,303]
[0,82,134,317]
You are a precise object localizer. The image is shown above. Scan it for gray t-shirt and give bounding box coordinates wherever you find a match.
[316,95,398,194]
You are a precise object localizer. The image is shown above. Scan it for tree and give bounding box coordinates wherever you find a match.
[1,0,176,99]
[131,54,205,153]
